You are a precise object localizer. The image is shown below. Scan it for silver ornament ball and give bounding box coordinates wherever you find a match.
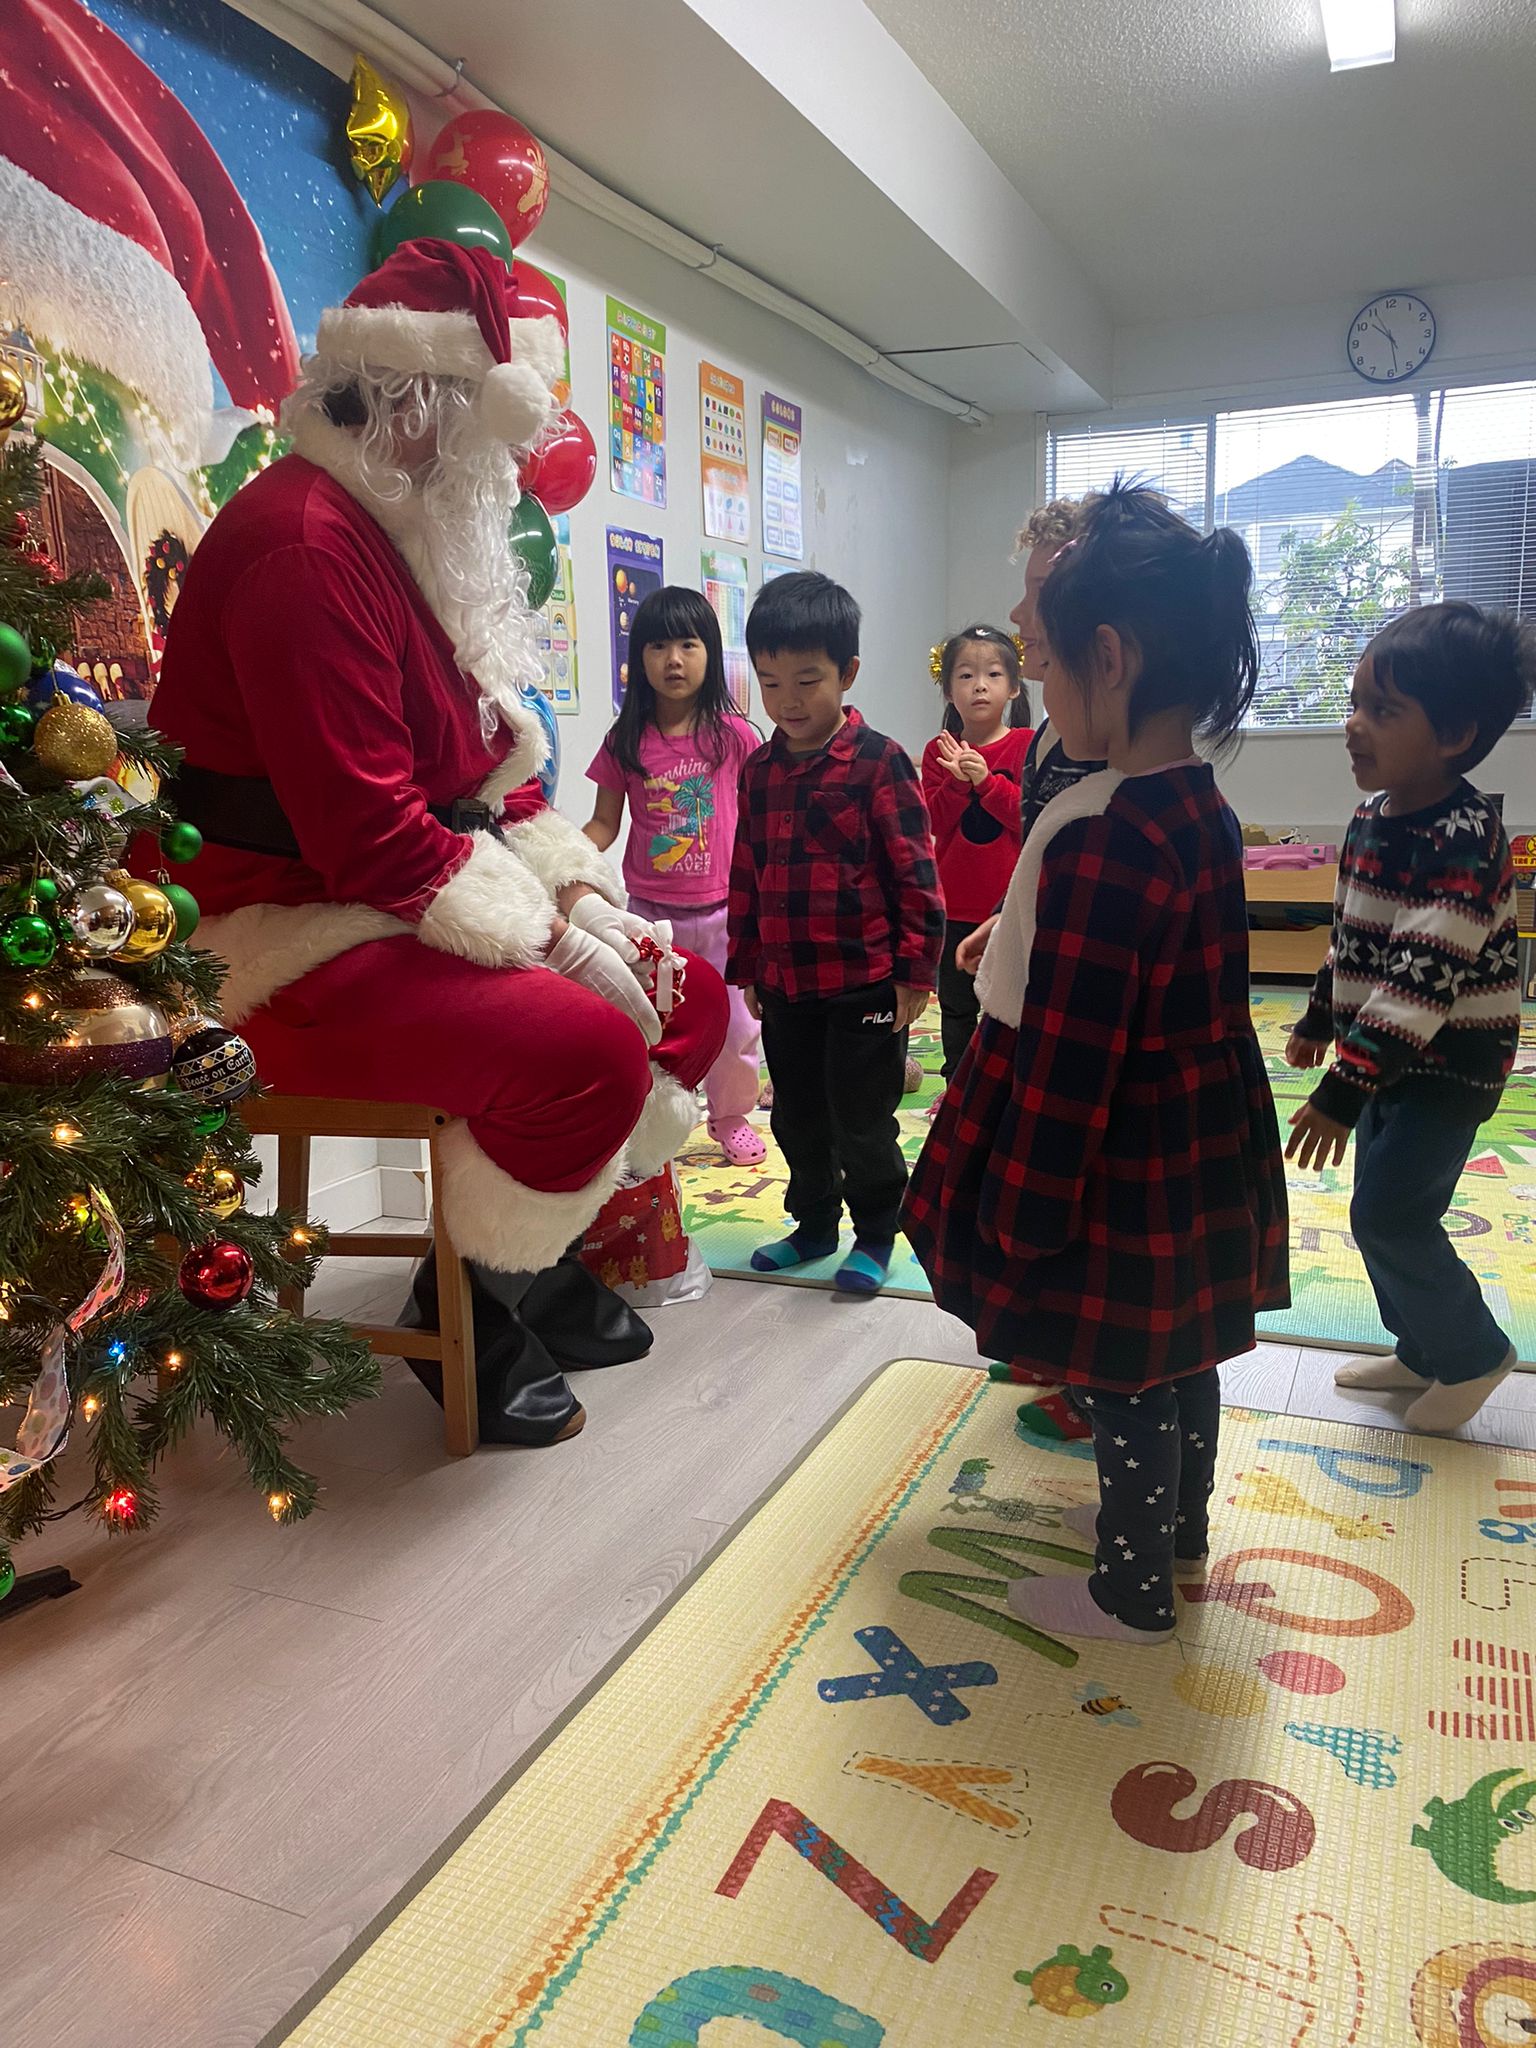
[64,882,136,957]
[0,968,172,1089]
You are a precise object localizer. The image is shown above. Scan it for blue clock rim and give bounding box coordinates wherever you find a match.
[1347,292,1436,384]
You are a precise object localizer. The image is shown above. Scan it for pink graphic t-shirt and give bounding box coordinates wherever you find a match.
[587,714,761,906]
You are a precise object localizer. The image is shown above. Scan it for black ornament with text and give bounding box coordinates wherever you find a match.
[169,1023,257,1106]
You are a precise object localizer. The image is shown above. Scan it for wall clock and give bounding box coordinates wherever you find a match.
[1347,292,1436,383]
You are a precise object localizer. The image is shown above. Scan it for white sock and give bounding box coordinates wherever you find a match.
[1334,1352,1426,1391]
[1008,1571,1172,1643]
[1404,1347,1517,1434]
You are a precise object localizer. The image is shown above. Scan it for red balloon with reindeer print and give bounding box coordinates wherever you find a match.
[520,409,597,514]
[428,109,548,250]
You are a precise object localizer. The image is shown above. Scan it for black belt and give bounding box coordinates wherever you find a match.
[172,765,497,860]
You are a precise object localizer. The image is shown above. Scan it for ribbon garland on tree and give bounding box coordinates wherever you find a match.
[0,1184,125,1493]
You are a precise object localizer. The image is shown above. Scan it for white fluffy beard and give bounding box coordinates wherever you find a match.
[283,363,547,744]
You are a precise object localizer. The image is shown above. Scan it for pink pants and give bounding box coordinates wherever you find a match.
[629,894,761,1128]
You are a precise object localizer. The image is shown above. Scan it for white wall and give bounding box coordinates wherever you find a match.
[527,190,952,829]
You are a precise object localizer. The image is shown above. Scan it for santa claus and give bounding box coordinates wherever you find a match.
[150,238,728,1447]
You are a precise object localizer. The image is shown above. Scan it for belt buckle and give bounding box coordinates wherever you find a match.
[449,798,494,835]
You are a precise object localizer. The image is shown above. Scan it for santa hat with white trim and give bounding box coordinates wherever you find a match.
[318,239,563,452]
[0,0,302,464]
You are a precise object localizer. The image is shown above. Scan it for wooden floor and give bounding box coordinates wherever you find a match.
[4,1249,1534,2048]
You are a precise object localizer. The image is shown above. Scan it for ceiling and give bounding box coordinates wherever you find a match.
[864,0,1536,324]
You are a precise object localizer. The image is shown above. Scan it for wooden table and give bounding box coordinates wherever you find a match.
[1245,863,1337,976]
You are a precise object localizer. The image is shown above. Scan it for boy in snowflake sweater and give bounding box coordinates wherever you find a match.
[1286,603,1534,1432]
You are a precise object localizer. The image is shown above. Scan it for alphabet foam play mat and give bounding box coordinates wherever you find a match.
[677,992,1536,1364]
[267,1361,1536,2047]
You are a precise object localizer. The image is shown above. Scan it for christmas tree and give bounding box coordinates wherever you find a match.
[0,439,378,1604]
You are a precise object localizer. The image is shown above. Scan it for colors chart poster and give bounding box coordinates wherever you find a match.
[701,547,751,716]
[699,360,749,545]
[607,297,667,507]
[607,525,665,711]
[762,391,804,559]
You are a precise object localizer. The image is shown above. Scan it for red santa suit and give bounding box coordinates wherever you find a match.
[150,245,726,1275]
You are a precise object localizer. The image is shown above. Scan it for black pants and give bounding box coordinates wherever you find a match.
[758,981,908,1242]
[937,917,982,1078]
[1074,1369,1221,1631]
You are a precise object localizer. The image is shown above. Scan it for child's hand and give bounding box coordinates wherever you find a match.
[1286,1099,1351,1172]
[743,986,762,1020]
[894,986,929,1032]
[935,732,970,782]
[956,916,998,974]
[1285,1031,1329,1070]
[956,746,988,785]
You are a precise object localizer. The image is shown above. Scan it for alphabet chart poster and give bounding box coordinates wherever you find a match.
[607,297,667,507]
[700,361,750,545]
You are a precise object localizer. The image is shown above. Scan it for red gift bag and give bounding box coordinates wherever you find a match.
[577,1164,709,1305]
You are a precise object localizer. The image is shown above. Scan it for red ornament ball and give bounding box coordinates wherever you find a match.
[178,1239,254,1310]
[428,109,548,249]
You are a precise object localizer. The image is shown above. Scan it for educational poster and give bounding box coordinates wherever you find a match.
[607,525,664,711]
[607,297,667,507]
[699,360,749,544]
[759,561,799,586]
[761,391,804,559]
[701,547,751,716]
[537,513,578,714]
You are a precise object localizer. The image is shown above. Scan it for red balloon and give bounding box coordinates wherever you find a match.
[428,109,548,250]
[520,410,596,515]
[511,259,569,342]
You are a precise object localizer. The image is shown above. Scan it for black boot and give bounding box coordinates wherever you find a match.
[399,1249,585,1447]
[518,1252,654,1371]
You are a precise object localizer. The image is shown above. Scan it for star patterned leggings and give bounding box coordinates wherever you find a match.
[1070,1369,1221,1633]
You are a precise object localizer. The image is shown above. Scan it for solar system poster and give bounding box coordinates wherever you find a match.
[606,525,665,711]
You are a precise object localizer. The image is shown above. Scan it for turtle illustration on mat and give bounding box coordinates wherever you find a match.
[1014,1943,1129,2018]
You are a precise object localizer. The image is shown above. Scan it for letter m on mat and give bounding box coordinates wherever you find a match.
[716,1798,998,1960]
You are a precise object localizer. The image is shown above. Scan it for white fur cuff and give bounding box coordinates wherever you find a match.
[418,830,555,969]
[433,1118,626,1272]
[625,1065,703,1178]
[503,808,624,908]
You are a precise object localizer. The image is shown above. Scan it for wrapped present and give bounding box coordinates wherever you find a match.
[577,1163,711,1307]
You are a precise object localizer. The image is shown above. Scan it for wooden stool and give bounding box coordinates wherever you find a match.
[241,1097,479,1455]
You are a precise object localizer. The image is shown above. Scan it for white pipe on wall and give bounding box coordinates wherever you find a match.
[229,0,991,424]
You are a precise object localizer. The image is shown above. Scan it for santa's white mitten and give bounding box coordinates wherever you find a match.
[567,894,658,971]
[544,924,662,1047]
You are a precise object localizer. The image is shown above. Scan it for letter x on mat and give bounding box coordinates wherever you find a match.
[818,1625,999,1726]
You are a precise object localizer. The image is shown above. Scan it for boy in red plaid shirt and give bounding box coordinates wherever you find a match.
[727,572,943,1294]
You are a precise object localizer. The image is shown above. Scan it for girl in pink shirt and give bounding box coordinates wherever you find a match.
[585,588,765,1165]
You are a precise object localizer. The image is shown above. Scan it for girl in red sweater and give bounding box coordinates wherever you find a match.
[921,626,1033,1078]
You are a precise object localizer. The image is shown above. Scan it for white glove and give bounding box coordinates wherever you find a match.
[545,923,662,1047]
[567,893,660,969]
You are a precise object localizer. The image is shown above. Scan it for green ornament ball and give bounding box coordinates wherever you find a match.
[162,882,200,940]
[31,876,60,909]
[0,623,30,692]
[161,819,204,864]
[194,1106,228,1138]
[372,180,514,270]
[0,911,58,968]
[0,701,37,748]
[509,492,559,610]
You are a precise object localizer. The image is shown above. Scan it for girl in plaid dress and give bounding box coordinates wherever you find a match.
[902,484,1289,1643]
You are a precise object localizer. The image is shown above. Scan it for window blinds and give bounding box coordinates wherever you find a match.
[1047,379,1536,728]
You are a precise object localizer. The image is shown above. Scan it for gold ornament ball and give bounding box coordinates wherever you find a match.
[34,700,119,780]
[117,880,177,960]
[188,1159,245,1219]
[0,362,25,432]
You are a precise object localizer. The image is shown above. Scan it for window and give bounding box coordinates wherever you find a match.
[1046,379,1536,728]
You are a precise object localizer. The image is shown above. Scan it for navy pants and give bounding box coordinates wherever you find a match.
[1350,1087,1511,1386]
[1073,1369,1221,1631]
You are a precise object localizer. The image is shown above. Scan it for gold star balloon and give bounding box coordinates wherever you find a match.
[347,55,413,205]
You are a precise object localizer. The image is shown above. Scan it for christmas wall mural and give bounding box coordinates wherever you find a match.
[0,0,376,698]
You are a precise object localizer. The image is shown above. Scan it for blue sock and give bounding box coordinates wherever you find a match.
[750,1227,839,1273]
[834,1240,893,1295]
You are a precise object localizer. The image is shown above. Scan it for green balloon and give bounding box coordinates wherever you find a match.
[371,182,514,271]
[509,493,559,609]
[0,623,30,692]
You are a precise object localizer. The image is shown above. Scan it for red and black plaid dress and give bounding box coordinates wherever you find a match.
[902,763,1289,1391]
